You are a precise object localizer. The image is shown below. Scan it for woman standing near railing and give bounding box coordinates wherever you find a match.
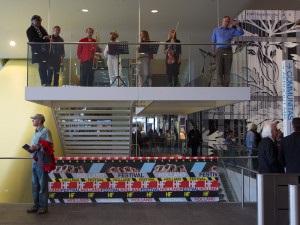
[164,29,182,87]
[137,30,152,87]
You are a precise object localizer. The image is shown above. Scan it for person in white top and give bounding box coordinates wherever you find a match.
[104,30,122,86]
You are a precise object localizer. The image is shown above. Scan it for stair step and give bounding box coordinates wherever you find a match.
[64,141,130,145]
[60,121,130,125]
[66,150,130,154]
[59,116,130,120]
[63,137,130,141]
[60,127,130,131]
[65,146,130,150]
[66,153,129,157]
[63,132,130,136]
[56,110,130,114]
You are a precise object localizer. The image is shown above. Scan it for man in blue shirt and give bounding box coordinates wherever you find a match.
[211,16,244,87]
[27,114,53,215]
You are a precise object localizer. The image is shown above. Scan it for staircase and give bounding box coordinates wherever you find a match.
[52,107,132,157]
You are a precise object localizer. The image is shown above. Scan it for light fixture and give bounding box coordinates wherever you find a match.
[151,9,158,13]
[9,41,16,47]
[82,9,88,12]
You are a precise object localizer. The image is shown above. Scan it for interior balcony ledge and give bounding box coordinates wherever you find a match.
[25,87,250,115]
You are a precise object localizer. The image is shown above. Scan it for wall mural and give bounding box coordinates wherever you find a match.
[200,10,300,149]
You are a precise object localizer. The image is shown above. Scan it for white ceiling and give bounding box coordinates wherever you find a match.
[0,0,255,59]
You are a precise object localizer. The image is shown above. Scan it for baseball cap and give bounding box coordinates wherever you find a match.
[31,15,42,21]
[30,114,45,122]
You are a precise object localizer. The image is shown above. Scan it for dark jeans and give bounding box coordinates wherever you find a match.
[38,61,48,86]
[80,59,94,86]
[32,161,48,210]
[216,48,233,87]
[48,55,61,86]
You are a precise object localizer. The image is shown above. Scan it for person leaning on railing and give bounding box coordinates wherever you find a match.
[211,16,244,87]
[26,15,50,86]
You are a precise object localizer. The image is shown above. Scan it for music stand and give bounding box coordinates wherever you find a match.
[139,42,159,87]
[109,42,129,87]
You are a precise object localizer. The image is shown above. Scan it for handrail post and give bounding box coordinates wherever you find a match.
[289,184,299,225]
[242,168,244,207]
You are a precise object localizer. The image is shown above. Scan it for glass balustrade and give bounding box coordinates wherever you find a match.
[27,42,248,88]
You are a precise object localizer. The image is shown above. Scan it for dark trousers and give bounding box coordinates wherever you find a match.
[216,48,233,87]
[48,55,61,86]
[38,61,48,86]
[166,63,180,87]
[80,59,94,86]
[191,144,203,156]
[191,144,198,156]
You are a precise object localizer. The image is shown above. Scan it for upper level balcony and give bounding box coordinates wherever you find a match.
[25,42,250,114]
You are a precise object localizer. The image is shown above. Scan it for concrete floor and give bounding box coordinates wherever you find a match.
[0,202,257,225]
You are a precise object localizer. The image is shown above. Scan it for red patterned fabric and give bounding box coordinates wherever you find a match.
[34,140,56,171]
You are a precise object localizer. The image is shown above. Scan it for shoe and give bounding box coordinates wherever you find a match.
[36,209,48,215]
[26,208,38,213]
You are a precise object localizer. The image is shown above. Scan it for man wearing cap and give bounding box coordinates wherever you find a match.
[26,15,50,86]
[104,30,122,86]
[27,114,53,215]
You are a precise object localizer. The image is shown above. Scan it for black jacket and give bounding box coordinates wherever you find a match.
[258,137,284,173]
[26,25,49,63]
[279,132,300,173]
[188,129,203,146]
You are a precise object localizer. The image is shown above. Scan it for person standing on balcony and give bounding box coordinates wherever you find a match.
[104,30,122,86]
[137,30,152,87]
[26,15,50,86]
[77,28,98,86]
[164,29,182,87]
[188,125,203,156]
[48,26,65,86]
[279,118,300,173]
[258,123,284,173]
[26,114,55,215]
[211,16,244,87]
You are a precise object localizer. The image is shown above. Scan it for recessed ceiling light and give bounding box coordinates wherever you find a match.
[151,9,158,13]
[10,41,16,47]
[82,9,88,12]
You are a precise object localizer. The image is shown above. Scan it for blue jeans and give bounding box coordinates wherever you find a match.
[32,161,48,210]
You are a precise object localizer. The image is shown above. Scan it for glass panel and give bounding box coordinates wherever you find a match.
[218,158,257,203]
[27,43,248,87]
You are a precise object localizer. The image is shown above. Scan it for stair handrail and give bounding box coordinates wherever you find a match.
[214,144,239,202]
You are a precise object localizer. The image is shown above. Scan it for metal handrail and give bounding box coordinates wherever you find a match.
[217,143,258,208]
[223,161,258,174]
[27,42,249,46]
[217,152,239,203]
[0,157,32,159]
